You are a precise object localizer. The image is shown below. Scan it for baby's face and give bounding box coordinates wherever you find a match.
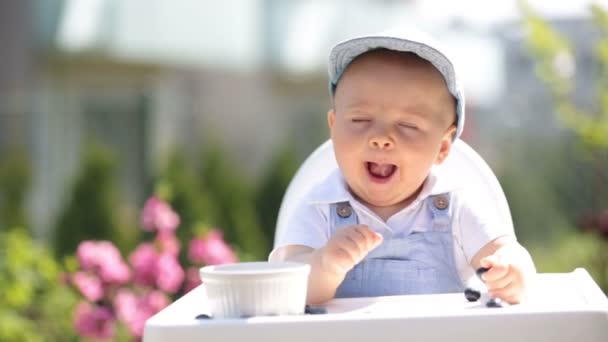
[329,50,456,213]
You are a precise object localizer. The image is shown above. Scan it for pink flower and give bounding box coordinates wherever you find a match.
[73,301,115,339]
[129,243,159,287]
[129,243,185,292]
[76,241,99,271]
[188,229,237,265]
[140,196,180,233]
[96,242,131,284]
[183,267,202,293]
[95,241,124,261]
[188,238,205,264]
[72,272,104,302]
[156,232,180,257]
[99,259,131,285]
[143,290,170,313]
[114,289,138,324]
[156,253,184,293]
[75,241,131,285]
[115,290,169,339]
[126,308,155,339]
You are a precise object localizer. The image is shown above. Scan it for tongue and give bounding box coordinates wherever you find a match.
[369,162,395,178]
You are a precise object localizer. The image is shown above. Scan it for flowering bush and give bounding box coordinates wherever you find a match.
[66,196,238,341]
[579,209,608,239]
[578,208,608,292]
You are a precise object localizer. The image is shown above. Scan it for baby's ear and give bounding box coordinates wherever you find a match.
[327,109,336,129]
[434,125,457,164]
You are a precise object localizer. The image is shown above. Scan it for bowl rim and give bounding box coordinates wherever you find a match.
[200,261,310,279]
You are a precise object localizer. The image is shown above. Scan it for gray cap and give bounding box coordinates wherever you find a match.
[328,27,465,140]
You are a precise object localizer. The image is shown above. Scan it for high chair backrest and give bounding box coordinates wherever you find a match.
[274,139,513,247]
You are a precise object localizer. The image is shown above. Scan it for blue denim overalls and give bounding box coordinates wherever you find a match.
[332,193,464,298]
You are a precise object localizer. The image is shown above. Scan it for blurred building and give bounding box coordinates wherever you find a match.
[0,0,601,237]
[469,16,600,172]
[492,17,598,136]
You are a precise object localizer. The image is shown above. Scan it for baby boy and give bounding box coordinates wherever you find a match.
[270,27,536,305]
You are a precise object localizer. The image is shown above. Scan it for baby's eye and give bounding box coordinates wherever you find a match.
[398,122,417,129]
[351,118,371,123]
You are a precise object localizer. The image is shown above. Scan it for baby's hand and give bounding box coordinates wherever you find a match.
[318,225,383,276]
[479,242,534,304]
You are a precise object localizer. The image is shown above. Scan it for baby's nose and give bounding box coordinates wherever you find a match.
[369,135,394,150]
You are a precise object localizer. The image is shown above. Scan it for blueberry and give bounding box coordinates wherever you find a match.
[476,267,490,279]
[485,298,503,308]
[464,287,481,302]
[305,305,328,315]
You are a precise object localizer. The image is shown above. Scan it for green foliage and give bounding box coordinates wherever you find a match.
[156,141,294,261]
[255,143,300,244]
[155,150,219,258]
[520,2,608,290]
[53,143,121,258]
[0,228,78,342]
[520,2,608,211]
[530,231,608,293]
[0,149,31,231]
[521,1,608,150]
[199,143,270,259]
[498,136,601,242]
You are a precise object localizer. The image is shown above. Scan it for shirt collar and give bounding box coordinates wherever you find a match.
[306,165,462,206]
[306,168,351,205]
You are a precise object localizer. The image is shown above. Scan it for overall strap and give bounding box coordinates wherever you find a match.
[329,202,359,234]
[427,193,452,231]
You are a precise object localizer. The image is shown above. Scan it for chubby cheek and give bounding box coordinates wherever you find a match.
[403,144,436,170]
[332,123,357,149]
[332,138,364,178]
[334,143,361,173]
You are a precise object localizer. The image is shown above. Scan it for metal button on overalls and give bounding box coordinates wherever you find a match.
[337,203,352,218]
[433,195,449,210]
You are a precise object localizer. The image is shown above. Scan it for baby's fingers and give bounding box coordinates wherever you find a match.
[343,234,366,260]
[353,226,383,252]
[320,241,359,274]
[480,256,509,282]
[485,271,512,292]
[325,225,383,271]
[489,281,523,304]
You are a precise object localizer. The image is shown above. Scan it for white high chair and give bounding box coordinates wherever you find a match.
[145,139,608,341]
[274,139,514,246]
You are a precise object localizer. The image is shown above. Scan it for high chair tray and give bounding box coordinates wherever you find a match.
[144,268,608,342]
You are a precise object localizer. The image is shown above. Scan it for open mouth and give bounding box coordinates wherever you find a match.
[366,162,397,182]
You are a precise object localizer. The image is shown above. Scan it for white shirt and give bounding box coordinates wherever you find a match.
[271,167,513,283]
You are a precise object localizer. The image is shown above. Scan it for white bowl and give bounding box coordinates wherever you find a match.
[199,261,310,318]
